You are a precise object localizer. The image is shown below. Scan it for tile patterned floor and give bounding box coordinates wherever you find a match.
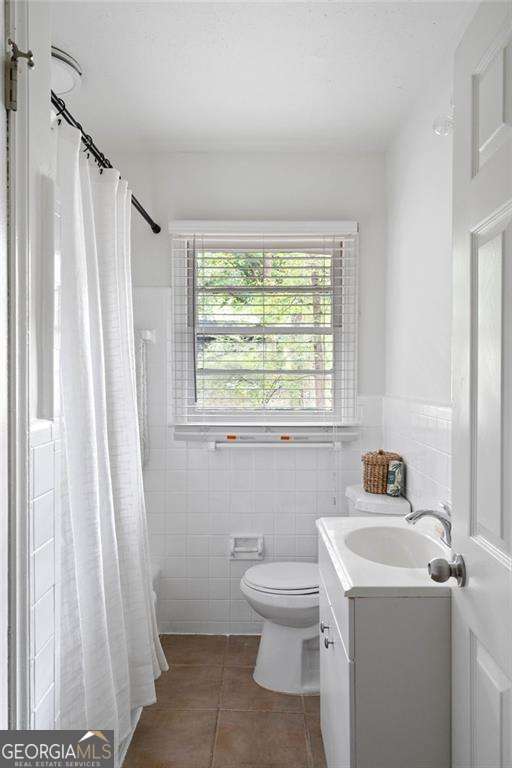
[124,635,326,768]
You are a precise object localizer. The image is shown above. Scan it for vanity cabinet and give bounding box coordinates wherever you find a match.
[318,536,451,768]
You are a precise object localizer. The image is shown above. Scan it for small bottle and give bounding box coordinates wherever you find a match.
[387,460,405,497]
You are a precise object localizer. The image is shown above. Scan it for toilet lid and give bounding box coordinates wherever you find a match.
[243,562,319,593]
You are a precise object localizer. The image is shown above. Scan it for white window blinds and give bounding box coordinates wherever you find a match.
[171,225,358,425]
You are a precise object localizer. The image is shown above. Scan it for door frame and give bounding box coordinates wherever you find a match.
[5,0,31,729]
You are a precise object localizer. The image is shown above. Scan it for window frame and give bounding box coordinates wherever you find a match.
[170,222,359,428]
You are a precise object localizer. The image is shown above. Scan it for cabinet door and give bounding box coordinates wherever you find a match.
[319,579,336,768]
[320,578,354,768]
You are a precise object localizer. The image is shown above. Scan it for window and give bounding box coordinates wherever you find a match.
[171,223,358,426]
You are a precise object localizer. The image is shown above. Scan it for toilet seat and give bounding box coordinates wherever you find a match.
[242,562,319,596]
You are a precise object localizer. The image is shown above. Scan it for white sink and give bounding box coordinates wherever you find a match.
[316,516,451,597]
[345,525,445,569]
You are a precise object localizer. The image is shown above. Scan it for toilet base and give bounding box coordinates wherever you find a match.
[253,619,319,695]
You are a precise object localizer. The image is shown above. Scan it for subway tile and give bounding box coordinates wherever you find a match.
[209,470,229,492]
[295,449,318,471]
[275,470,295,492]
[209,536,228,557]
[31,420,53,447]
[274,514,295,535]
[187,448,210,471]
[187,493,209,515]
[230,470,253,492]
[186,579,210,600]
[166,470,186,492]
[295,492,317,514]
[231,451,254,471]
[147,515,166,537]
[230,492,253,515]
[33,684,55,729]
[143,469,167,492]
[167,493,187,514]
[254,451,274,471]
[32,588,54,656]
[145,449,166,471]
[187,513,210,535]
[166,448,187,470]
[275,536,296,557]
[208,600,230,621]
[209,557,229,579]
[186,557,210,579]
[32,443,55,499]
[32,541,55,604]
[166,512,187,534]
[254,492,275,514]
[208,579,230,600]
[187,535,210,556]
[187,469,209,492]
[162,557,187,578]
[295,514,317,536]
[295,472,316,492]
[160,578,188,600]
[166,535,187,556]
[274,449,296,471]
[34,638,54,708]
[254,469,275,490]
[32,491,54,551]
[296,536,317,558]
[145,491,167,516]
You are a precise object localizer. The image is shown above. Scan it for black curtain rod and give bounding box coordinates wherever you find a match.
[51,90,161,234]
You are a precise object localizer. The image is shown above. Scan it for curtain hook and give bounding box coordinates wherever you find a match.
[54,96,66,118]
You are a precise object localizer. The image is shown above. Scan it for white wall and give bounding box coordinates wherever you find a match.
[385,70,454,405]
[120,151,387,396]
[384,66,455,512]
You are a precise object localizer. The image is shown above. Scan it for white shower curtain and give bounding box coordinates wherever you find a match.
[56,123,167,752]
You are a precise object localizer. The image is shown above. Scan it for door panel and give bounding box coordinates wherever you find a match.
[471,634,511,768]
[474,36,512,171]
[453,4,512,767]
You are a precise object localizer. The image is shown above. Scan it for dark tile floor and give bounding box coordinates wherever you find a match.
[124,635,326,768]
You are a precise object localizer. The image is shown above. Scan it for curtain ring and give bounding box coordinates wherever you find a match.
[54,97,66,118]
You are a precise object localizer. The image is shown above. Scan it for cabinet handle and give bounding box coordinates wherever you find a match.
[320,621,329,634]
[324,637,334,649]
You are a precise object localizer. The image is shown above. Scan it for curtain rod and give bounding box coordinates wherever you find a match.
[51,91,161,234]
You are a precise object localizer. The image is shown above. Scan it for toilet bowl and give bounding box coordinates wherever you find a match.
[240,562,319,695]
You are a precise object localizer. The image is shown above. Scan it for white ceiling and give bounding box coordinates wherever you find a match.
[52,1,476,153]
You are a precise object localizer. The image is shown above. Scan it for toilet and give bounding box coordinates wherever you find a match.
[240,562,320,695]
[345,483,411,516]
[241,486,410,696]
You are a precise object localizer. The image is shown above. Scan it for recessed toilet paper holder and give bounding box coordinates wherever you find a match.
[229,534,264,560]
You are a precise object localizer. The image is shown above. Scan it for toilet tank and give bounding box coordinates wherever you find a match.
[345,484,410,516]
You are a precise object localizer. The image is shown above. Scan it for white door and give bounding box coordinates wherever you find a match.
[452,3,512,767]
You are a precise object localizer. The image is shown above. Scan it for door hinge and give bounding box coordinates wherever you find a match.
[5,38,35,112]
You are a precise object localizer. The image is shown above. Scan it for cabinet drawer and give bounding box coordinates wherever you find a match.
[319,536,354,660]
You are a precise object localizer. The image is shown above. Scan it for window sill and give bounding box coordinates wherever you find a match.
[171,422,360,448]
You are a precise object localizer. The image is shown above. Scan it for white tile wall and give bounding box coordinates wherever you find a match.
[29,420,60,729]
[383,396,452,512]
[134,287,382,634]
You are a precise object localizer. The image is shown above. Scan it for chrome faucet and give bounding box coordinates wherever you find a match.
[405,508,452,547]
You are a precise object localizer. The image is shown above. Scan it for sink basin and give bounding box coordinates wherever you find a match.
[344,525,445,569]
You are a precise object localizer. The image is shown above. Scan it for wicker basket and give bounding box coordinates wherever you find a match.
[362,449,402,494]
